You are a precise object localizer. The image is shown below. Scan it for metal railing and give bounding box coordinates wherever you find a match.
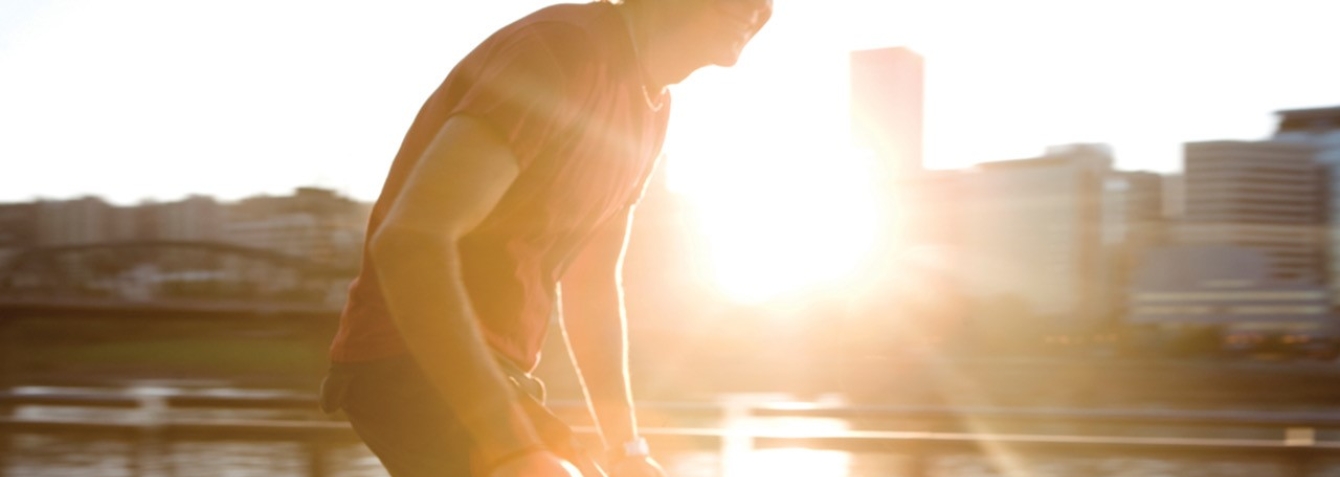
[3,390,1340,477]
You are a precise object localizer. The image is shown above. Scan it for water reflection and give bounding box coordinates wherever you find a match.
[736,448,851,477]
[2,436,1330,477]
[3,387,1338,477]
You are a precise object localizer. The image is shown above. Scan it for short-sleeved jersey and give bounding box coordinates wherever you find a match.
[329,2,670,371]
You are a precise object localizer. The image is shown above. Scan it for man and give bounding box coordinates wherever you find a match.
[321,0,772,476]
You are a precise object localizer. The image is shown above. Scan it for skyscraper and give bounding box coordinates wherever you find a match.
[850,47,924,178]
[850,47,962,333]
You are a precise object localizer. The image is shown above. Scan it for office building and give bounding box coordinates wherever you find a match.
[958,144,1111,325]
[1161,173,1186,219]
[850,47,934,279]
[1101,171,1166,321]
[1128,245,1332,338]
[1178,140,1324,284]
[1272,105,1340,302]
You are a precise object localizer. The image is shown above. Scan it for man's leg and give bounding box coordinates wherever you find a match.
[336,358,475,477]
[328,356,606,477]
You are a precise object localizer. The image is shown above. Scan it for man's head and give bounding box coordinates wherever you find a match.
[621,0,773,85]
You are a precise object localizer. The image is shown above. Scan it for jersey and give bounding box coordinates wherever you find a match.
[329,2,671,371]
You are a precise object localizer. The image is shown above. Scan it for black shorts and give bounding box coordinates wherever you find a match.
[320,356,604,477]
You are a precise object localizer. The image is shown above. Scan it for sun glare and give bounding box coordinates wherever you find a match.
[700,147,878,303]
[737,448,852,477]
[657,2,886,305]
[722,413,854,477]
[668,139,879,304]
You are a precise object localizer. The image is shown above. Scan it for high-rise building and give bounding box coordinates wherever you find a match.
[1178,140,1324,284]
[958,144,1111,325]
[850,47,924,178]
[1272,105,1340,302]
[850,47,964,332]
[850,47,929,282]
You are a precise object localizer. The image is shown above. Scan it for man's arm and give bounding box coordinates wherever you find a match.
[559,207,639,448]
[561,207,667,477]
[369,115,575,476]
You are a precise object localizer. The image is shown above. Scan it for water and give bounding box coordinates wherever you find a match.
[6,386,1340,477]
[6,437,1339,477]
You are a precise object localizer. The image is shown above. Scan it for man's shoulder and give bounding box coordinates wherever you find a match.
[514,2,614,29]
[495,2,619,55]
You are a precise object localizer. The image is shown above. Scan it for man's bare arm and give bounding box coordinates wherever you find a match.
[559,207,639,448]
[369,116,544,465]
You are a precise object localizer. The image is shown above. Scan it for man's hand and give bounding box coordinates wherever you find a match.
[608,456,667,477]
[489,451,584,477]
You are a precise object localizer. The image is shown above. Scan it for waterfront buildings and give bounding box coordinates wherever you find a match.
[1272,106,1340,303]
[1178,140,1324,285]
[958,144,1112,326]
[155,196,225,242]
[0,187,369,268]
[0,203,37,266]
[1128,245,1333,340]
[1126,134,1333,345]
[1101,171,1166,322]
[224,187,369,266]
[35,196,116,246]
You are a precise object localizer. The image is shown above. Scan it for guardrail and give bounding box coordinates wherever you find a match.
[3,391,1340,477]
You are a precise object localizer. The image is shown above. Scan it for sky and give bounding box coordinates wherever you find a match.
[1,0,1338,206]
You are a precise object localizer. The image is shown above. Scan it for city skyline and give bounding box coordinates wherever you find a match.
[2,0,1338,206]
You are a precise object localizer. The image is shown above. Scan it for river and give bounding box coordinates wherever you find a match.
[5,435,1333,477]
[4,385,1339,477]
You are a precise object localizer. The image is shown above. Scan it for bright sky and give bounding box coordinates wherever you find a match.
[2,0,1337,205]
[1,0,1338,300]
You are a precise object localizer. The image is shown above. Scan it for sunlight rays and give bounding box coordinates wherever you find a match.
[671,145,880,304]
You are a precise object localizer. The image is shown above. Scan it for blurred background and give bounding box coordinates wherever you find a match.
[3,0,1340,476]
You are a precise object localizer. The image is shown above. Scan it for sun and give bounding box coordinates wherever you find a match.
[671,145,880,304]
[655,5,885,305]
[663,103,881,304]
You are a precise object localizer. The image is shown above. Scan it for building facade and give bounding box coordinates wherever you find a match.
[958,144,1111,326]
[1179,140,1324,284]
[0,203,38,266]
[1100,171,1166,322]
[1128,245,1333,339]
[153,195,224,242]
[1272,105,1340,303]
[224,187,369,266]
[35,197,115,246]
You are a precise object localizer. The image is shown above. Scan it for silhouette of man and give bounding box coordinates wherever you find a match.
[321,1,772,476]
